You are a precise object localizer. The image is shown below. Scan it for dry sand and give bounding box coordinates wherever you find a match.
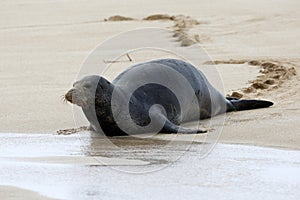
[0,0,300,199]
[0,0,299,149]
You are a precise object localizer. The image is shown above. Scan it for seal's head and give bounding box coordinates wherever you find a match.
[65,75,113,108]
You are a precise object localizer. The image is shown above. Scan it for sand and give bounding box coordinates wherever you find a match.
[0,0,299,199]
[0,186,55,200]
[0,0,299,148]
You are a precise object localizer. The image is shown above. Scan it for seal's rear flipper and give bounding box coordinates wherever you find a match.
[229,99,274,111]
[226,97,240,101]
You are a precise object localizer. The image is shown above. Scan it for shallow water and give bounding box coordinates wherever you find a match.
[0,133,299,200]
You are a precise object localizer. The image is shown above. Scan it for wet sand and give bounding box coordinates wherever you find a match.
[0,133,299,200]
[0,186,55,200]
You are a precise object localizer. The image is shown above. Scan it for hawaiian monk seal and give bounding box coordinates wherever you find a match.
[65,59,273,136]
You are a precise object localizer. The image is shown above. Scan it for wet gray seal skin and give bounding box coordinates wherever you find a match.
[65,59,273,136]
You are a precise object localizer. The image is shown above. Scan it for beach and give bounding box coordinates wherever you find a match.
[0,0,299,199]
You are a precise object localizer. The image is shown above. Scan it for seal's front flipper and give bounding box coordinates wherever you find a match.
[155,114,207,134]
[162,123,207,134]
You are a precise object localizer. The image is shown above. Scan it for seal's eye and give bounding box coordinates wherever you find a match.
[83,84,91,89]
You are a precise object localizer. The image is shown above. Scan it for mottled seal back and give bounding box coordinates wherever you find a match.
[65,59,273,136]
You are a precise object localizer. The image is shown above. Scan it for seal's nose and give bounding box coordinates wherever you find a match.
[65,89,74,103]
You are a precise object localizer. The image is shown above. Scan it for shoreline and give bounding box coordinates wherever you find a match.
[1,138,299,200]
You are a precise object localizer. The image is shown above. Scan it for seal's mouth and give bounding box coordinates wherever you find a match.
[64,89,86,107]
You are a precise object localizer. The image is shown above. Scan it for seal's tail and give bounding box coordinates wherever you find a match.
[228,99,274,111]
